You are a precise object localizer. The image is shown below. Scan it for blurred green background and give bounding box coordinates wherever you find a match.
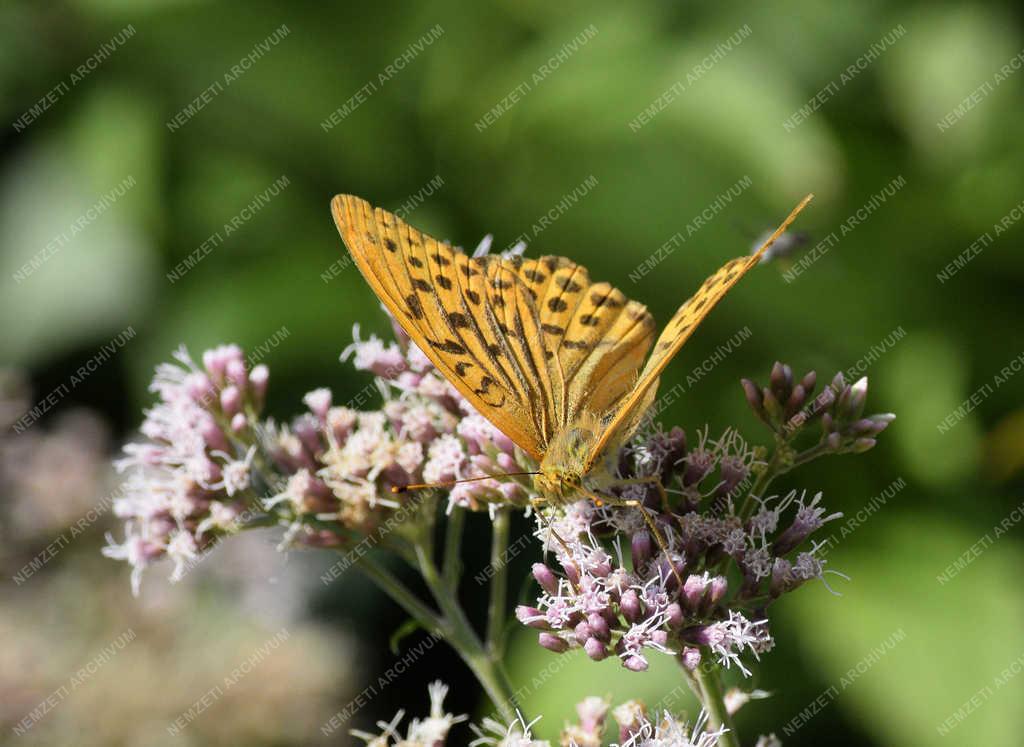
[2,1,1022,745]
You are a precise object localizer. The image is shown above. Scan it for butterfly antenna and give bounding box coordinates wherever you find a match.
[392,472,540,494]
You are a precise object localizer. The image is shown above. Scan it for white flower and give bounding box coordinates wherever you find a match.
[703,611,774,677]
[208,445,257,496]
[620,709,727,747]
[470,713,549,747]
[405,681,468,743]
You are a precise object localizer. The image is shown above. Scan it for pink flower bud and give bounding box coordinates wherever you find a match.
[203,348,226,383]
[539,633,568,653]
[249,364,269,404]
[532,563,558,594]
[516,606,548,629]
[220,385,242,416]
[709,576,728,605]
[679,646,702,671]
[303,388,332,420]
[623,654,648,672]
[665,602,685,629]
[496,452,519,472]
[226,358,248,391]
[574,621,592,645]
[584,638,608,660]
[620,589,642,623]
[631,531,652,570]
[682,574,708,611]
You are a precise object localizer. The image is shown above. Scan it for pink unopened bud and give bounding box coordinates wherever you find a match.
[584,638,608,660]
[562,561,581,587]
[203,348,227,384]
[539,632,568,653]
[631,531,652,570]
[665,602,685,629]
[303,388,332,420]
[619,589,643,623]
[220,385,242,416]
[682,574,708,611]
[226,358,247,391]
[679,646,702,671]
[709,576,728,605]
[496,452,519,472]
[249,364,269,404]
[623,655,648,672]
[532,563,559,594]
[230,412,247,432]
[574,621,592,645]
[516,606,548,629]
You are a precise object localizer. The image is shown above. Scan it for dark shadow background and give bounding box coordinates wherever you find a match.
[1,2,1022,745]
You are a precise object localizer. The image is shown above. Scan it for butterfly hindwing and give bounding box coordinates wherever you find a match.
[510,257,656,425]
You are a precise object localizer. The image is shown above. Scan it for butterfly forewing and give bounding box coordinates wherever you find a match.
[587,195,814,465]
[333,195,546,458]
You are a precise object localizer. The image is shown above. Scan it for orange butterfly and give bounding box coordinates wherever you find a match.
[331,193,811,541]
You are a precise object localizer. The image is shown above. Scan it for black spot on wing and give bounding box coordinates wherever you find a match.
[427,338,467,355]
[405,293,424,320]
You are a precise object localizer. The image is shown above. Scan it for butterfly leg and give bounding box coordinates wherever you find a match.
[529,496,578,585]
[580,487,684,591]
[611,475,671,512]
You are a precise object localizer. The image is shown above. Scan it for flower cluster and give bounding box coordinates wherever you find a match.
[352,682,741,747]
[103,345,269,593]
[105,320,538,590]
[515,361,892,676]
[264,318,536,549]
[743,363,894,454]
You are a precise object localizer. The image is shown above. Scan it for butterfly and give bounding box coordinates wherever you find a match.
[331,193,812,548]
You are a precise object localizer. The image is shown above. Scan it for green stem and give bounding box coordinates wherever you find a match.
[414,543,519,724]
[487,507,512,659]
[352,552,444,636]
[443,507,466,591]
[792,441,831,468]
[739,442,785,518]
[691,661,740,747]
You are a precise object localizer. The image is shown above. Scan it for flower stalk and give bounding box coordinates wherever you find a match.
[413,541,519,724]
[688,663,740,747]
[486,507,511,660]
